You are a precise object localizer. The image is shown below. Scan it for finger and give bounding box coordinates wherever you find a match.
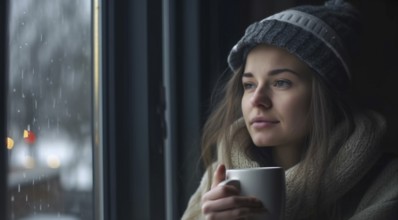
[202,184,240,202]
[211,164,226,189]
[202,196,264,214]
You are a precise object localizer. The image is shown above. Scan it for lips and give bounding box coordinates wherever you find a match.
[250,116,279,128]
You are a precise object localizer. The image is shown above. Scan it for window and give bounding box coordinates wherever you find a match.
[6,0,94,219]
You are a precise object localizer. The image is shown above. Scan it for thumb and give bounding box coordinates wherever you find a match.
[211,164,226,189]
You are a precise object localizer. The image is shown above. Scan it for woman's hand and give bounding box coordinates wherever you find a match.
[201,164,266,220]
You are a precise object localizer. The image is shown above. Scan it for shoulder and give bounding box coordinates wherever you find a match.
[368,154,398,198]
[351,154,398,219]
[362,154,398,205]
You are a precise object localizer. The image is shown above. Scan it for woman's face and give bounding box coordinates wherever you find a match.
[241,44,312,150]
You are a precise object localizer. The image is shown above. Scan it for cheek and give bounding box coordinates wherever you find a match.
[283,96,311,129]
[241,96,252,131]
[241,95,249,116]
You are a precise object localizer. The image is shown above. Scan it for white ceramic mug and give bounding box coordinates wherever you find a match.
[221,167,285,220]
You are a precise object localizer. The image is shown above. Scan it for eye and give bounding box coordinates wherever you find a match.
[273,80,292,88]
[242,82,256,90]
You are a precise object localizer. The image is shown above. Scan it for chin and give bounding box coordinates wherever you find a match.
[252,138,276,147]
[255,144,273,148]
[249,131,279,147]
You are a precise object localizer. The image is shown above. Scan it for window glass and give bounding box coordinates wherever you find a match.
[6,0,93,219]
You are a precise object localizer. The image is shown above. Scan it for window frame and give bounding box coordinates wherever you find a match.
[0,0,8,218]
[101,0,166,219]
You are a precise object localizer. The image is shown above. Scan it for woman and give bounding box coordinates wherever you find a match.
[182,0,398,219]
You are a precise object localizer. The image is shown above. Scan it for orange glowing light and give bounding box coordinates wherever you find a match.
[47,155,61,169]
[7,137,14,150]
[23,130,36,144]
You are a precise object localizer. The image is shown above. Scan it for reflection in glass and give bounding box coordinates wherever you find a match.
[7,0,93,219]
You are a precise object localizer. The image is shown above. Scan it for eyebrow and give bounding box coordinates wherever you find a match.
[242,68,300,78]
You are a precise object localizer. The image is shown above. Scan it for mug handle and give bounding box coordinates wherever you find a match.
[218,179,240,190]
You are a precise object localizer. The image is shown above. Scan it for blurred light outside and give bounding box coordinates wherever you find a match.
[7,0,94,219]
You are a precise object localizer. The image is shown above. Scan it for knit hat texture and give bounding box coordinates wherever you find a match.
[227,0,361,91]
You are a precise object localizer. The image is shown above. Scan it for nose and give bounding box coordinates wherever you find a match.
[250,85,272,109]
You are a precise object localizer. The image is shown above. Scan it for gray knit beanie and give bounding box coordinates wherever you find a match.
[227,0,361,91]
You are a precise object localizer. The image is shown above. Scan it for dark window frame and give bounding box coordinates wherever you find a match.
[101,0,166,219]
[0,0,8,218]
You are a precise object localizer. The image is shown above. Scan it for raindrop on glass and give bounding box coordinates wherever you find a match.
[10,195,14,202]
[18,184,20,193]
[71,71,75,89]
